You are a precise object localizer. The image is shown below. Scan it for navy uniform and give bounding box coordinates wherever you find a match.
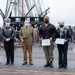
[2,18,15,65]
[56,21,69,69]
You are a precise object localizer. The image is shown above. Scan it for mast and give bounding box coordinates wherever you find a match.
[22,0,24,16]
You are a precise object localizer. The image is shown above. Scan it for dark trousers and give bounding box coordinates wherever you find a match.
[57,42,68,67]
[4,40,14,63]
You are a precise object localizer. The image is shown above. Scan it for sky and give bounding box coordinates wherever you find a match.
[44,0,75,26]
[0,0,75,27]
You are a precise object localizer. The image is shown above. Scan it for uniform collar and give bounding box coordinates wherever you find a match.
[5,26,11,28]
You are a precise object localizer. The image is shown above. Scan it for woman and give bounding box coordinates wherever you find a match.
[56,21,69,69]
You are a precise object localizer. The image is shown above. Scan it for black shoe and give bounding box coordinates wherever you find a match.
[63,66,67,69]
[29,62,33,65]
[30,63,33,65]
[11,62,14,65]
[64,67,67,69]
[62,65,67,69]
[5,62,9,65]
[22,62,27,65]
[44,61,50,67]
[58,65,63,68]
[50,61,53,68]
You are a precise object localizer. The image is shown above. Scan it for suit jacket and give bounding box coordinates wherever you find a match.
[19,26,35,46]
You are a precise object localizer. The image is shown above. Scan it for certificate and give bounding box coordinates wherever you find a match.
[55,38,65,44]
[42,39,50,46]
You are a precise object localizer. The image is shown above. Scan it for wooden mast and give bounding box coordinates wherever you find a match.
[22,0,24,16]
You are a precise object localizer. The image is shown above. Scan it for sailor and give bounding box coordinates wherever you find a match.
[56,21,69,69]
[2,18,15,65]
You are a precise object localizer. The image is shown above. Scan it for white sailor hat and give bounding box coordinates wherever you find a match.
[58,21,65,25]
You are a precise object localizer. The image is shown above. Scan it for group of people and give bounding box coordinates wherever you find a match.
[39,16,69,69]
[0,16,70,69]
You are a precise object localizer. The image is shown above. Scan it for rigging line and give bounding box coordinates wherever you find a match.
[40,0,45,10]
[5,0,10,15]
[39,0,43,14]
[6,0,11,12]
[5,0,12,17]
[0,0,6,10]
[41,0,49,8]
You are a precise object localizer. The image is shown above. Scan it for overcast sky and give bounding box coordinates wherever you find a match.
[0,0,75,27]
[46,0,75,26]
